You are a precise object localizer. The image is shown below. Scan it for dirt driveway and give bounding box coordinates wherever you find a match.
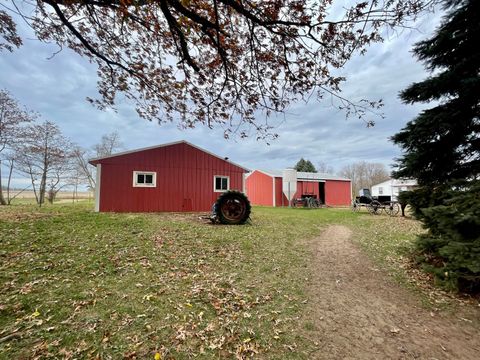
[306,225,479,360]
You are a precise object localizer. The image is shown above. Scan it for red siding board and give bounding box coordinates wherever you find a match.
[245,171,273,206]
[296,181,321,199]
[97,142,246,212]
[275,177,286,207]
[324,180,351,206]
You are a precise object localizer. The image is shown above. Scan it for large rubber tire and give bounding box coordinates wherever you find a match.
[215,191,251,225]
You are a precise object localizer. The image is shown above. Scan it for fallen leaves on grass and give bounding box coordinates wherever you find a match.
[0,204,314,359]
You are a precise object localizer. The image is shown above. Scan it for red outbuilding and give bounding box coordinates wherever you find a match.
[89,141,249,212]
[245,169,351,207]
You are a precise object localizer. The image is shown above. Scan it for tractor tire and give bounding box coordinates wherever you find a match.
[215,191,251,225]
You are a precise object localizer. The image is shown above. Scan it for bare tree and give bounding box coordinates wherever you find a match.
[72,146,96,190]
[4,154,14,203]
[15,120,73,206]
[317,161,334,174]
[67,166,85,203]
[46,154,76,203]
[1,1,438,138]
[339,161,390,196]
[93,132,123,158]
[0,89,34,205]
[4,152,18,204]
[3,155,32,204]
[73,131,123,192]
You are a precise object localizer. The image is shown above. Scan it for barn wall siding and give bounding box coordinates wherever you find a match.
[97,142,245,212]
[275,177,287,207]
[245,171,273,206]
[271,177,350,207]
[324,180,351,206]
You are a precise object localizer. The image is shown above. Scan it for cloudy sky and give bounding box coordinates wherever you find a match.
[1,3,444,187]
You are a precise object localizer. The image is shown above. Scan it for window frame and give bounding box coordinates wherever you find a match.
[132,171,157,188]
[213,175,230,192]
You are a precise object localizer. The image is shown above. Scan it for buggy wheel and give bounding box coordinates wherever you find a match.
[367,200,381,215]
[307,197,317,208]
[385,202,400,216]
[351,200,360,212]
[306,198,312,208]
[215,191,251,225]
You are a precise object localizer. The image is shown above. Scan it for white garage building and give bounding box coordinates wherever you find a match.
[371,179,417,201]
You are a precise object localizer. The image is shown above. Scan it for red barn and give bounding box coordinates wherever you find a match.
[245,169,351,207]
[89,141,249,212]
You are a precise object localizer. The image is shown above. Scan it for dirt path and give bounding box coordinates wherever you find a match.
[306,225,479,360]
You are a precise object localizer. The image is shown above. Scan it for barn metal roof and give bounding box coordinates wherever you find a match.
[254,169,350,181]
[89,140,249,171]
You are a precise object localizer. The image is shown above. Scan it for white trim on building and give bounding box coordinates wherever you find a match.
[213,175,230,192]
[132,171,157,187]
[95,164,101,212]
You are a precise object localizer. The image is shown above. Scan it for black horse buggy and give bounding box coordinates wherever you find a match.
[351,189,400,216]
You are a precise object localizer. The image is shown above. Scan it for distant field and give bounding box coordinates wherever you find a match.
[6,190,93,201]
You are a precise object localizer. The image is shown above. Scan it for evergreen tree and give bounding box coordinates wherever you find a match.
[392,0,480,292]
[294,158,317,172]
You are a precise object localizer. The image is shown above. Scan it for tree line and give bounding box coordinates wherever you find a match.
[0,89,122,206]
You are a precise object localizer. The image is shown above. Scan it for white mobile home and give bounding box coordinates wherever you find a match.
[371,179,417,201]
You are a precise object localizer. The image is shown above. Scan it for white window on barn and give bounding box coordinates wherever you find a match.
[378,187,383,195]
[133,171,156,187]
[214,175,229,192]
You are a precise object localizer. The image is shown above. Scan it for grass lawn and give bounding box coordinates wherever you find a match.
[0,202,444,359]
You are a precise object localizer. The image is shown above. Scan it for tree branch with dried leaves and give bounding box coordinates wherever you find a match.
[2,0,438,139]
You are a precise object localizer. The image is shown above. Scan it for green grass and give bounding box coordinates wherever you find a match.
[0,204,436,358]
